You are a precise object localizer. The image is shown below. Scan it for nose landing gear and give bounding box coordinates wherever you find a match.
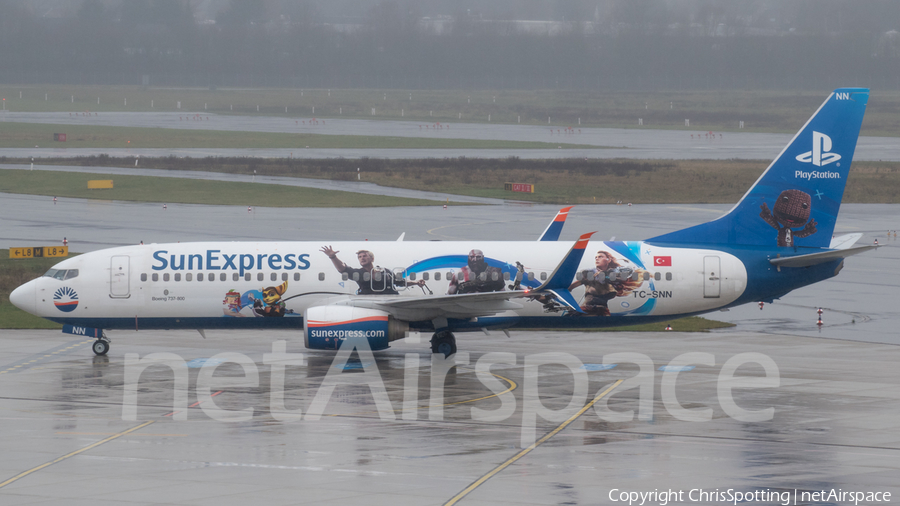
[92,334,111,356]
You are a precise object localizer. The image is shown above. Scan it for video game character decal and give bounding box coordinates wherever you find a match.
[222,281,292,318]
[759,189,818,247]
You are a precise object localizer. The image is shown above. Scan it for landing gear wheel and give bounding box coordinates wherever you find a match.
[92,339,110,356]
[430,330,456,358]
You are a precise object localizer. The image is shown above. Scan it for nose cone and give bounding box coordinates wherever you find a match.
[9,280,36,314]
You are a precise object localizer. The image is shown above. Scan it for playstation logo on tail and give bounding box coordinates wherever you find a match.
[796,131,841,166]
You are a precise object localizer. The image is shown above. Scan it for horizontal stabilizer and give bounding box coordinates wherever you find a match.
[829,233,862,250]
[769,245,876,268]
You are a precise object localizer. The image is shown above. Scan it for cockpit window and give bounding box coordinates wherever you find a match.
[44,269,78,280]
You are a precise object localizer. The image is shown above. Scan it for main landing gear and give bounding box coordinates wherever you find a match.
[92,333,111,356]
[430,330,457,358]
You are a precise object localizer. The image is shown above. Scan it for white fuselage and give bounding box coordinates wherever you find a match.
[13,240,747,331]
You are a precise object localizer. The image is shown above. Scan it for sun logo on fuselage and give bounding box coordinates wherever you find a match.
[53,287,79,312]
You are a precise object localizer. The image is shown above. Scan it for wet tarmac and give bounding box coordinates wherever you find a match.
[0,327,897,505]
[2,112,900,161]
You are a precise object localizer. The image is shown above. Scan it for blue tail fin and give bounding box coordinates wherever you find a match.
[648,88,868,249]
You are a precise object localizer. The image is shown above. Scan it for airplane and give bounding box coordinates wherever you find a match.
[10,88,876,358]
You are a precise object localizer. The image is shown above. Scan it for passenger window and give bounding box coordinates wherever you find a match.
[197,273,204,281]
[631,272,638,281]
[163,273,170,282]
[282,273,288,281]
[457,272,464,281]
[435,272,442,281]
[174,273,181,282]
[409,272,417,281]
[352,272,360,281]
[221,273,227,282]
[141,273,147,282]
[576,272,583,281]
[504,272,510,281]
[152,273,159,282]
[294,273,300,281]
[478,272,487,281]
[643,272,650,281]
[270,273,277,282]
[422,272,429,281]
[363,271,371,282]
[318,272,325,281]
[654,272,661,281]
[666,272,672,281]
[233,273,240,282]
[528,273,534,281]
[257,273,264,282]
[540,272,547,281]
[186,273,192,282]
[373,271,382,282]
[342,272,348,281]
[245,273,251,281]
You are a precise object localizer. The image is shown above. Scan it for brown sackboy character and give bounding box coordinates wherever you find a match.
[759,189,818,247]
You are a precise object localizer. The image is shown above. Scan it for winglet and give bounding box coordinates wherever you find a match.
[538,206,574,241]
[530,231,596,313]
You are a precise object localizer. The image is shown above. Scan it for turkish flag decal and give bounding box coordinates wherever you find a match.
[654,256,672,266]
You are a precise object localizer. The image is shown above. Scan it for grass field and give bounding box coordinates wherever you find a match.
[7,157,899,205]
[0,168,448,207]
[0,121,597,150]
[3,85,900,135]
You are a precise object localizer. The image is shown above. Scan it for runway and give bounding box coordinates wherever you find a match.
[3,112,900,161]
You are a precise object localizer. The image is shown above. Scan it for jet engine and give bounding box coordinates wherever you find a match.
[304,306,408,351]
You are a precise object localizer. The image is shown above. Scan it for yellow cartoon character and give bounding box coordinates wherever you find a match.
[253,280,288,317]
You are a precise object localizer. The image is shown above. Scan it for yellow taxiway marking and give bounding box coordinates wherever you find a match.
[443,379,623,506]
[0,421,155,489]
[0,340,93,375]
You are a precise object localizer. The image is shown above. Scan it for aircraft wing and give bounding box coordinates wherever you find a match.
[345,290,530,321]
[769,244,877,268]
[344,231,597,321]
[537,206,574,241]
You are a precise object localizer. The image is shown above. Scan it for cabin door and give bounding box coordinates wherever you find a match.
[110,255,131,298]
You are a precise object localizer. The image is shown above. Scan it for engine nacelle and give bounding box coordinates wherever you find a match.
[304,306,409,351]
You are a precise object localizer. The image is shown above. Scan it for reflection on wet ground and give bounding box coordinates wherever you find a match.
[0,328,897,504]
